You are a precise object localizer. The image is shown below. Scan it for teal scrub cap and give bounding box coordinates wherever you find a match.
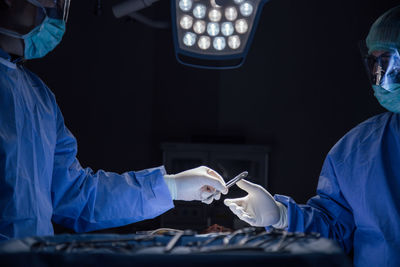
[366,5,400,53]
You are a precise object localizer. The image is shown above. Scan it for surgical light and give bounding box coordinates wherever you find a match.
[112,0,271,69]
[172,0,271,69]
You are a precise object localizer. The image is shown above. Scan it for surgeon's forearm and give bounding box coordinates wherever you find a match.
[52,165,174,233]
[274,194,355,253]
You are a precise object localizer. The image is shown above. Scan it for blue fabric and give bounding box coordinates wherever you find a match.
[0,48,174,239]
[0,18,66,60]
[373,84,400,113]
[23,17,66,60]
[366,5,400,53]
[275,112,400,267]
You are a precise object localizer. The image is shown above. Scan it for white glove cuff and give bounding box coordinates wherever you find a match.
[272,202,288,229]
[163,175,177,200]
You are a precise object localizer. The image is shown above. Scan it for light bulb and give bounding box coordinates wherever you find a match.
[235,19,248,34]
[207,22,220,36]
[209,8,222,22]
[228,35,241,49]
[179,0,192,12]
[193,20,206,34]
[225,6,238,21]
[183,32,196,46]
[180,15,193,30]
[193,4,206,19]
[213,37,226,50]
[198,36,211,50]
[240,2,253,17]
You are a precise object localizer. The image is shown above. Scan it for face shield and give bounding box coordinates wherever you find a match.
[360,41,400,92]
[29,0,71,26]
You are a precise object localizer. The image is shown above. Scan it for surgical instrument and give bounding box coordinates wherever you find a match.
[204,171,248,202]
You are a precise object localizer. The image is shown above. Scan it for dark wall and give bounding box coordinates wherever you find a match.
[28,0,397,212]
[216,0,394,201]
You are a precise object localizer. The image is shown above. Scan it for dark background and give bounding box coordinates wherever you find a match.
[27,0,397,232]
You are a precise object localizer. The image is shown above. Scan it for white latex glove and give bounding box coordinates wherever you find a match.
[224,179,288,228]
[164,166,228,204]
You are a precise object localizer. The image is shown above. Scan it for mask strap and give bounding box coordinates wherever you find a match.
[63,0,71,22]
[0,27,24,39]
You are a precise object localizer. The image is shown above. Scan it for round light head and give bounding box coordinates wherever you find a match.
[193,20,206,34]
[183,32,197,46]
[179,0,193,12]
[240,2,253,17]
[221,22,234,36]
[234,0,245,4]
[228,35,241,49]
[193,4,206,19]
[198,36,211,50]
[213,37,226,50]
[225,6,238,21]
[208,8,222,22]
[207,22,220,36]
[235,19,248,34]
[180,15,193,30]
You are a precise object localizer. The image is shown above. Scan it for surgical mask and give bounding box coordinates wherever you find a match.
[24,17,65,59]
[0,0,69,60]
[372,84,400,113]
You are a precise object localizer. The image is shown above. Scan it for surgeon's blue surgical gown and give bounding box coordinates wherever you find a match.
[0,49,174,240]
[275,112,400,267]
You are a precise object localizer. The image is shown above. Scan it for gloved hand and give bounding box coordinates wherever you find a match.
[224,179,288,228]
[164,166,228,204]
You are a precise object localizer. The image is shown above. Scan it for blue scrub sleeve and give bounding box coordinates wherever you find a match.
[51,107,174,233]
[274,155,355,253]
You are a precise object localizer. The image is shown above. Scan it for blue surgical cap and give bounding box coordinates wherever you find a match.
[366,5,400,53]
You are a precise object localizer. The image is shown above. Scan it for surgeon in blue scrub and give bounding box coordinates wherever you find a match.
[224,5,400,267]
[0,0,228,240]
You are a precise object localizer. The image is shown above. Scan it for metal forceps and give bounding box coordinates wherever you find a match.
[204,171,248,202]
